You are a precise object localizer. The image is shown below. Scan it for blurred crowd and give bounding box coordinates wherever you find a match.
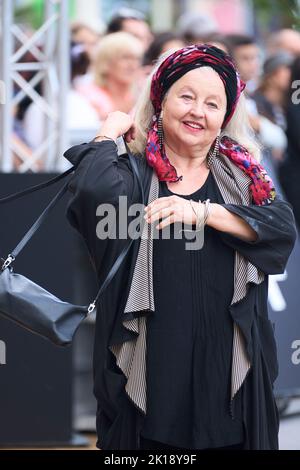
[10,8,300,229]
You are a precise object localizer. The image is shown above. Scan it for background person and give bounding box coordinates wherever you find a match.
[279,56,300,231]
[71,22,101,60]
[76,32,143,121]
[106,7,153,52]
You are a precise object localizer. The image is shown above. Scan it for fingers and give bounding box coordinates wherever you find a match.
[124,124,136,143]
[156,215,176,230]
[144,195,196,229]
[131,125,136,140]
[144,206,173,226]
[124,131,132,143]
[145,196,180,229]
[145,197,175,214]
[145,198,172,221]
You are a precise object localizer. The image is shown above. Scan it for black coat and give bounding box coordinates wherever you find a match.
[63,140,297,450]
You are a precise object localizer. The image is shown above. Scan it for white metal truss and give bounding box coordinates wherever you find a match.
[0,0,70,172]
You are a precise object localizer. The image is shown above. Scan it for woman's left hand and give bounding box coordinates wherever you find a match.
[144,195,198,229]
[144,196,259,242]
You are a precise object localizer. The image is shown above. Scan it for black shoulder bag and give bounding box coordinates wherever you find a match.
[0,144,144,346]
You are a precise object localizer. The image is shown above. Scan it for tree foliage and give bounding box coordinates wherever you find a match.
[253,0,300,30]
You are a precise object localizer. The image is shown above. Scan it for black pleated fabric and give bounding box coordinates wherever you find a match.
[140,170,245,449]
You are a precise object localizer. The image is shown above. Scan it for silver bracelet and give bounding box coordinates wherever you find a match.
[203,199,211,225]
[195,200,205,230]
[189,199,198,223]
[185,199,209,234]
[181,199,204,234]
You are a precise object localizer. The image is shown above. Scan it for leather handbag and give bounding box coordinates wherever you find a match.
[0,143,144,346]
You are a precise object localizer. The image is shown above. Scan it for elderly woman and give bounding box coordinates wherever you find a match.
[63,45,297,450]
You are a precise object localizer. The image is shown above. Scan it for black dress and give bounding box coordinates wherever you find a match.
[64,141,296,449]
[140,170,245,449]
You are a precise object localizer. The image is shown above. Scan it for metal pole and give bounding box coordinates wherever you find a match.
[1,0,14,172]
[57,0,70,170]
[44,0,57,171]
[0,0,77,173]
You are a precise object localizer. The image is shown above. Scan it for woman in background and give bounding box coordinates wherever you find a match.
[76,32,143,121]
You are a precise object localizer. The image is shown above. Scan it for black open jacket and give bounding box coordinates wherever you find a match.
[63,140,297,450]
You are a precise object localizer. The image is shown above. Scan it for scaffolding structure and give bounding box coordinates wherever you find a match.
[0,0,70,172]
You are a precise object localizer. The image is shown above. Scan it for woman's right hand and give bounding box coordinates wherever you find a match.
[98,111,136,143]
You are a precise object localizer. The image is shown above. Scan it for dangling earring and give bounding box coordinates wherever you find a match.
[212,135,220,158]
[157,112,164,151]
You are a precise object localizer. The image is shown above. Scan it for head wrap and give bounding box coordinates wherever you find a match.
[145,44,276,205]
[150,43,244,127]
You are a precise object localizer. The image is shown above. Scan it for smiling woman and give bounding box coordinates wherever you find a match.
[63,44,297,450]
[158,67,227,195]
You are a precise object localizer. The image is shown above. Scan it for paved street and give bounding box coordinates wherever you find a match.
[279,398,300,449]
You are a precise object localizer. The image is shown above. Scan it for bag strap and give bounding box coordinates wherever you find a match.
[0,166,76,204]
[0,166,77,269]
[1,141,145,315]
[8,180,71,260]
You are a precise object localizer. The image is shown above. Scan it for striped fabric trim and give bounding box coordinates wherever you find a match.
[123,171,157,313]
[109,317,147,413]
[109,172,158,414]
[109,152,264,415]
[210,153,264,399]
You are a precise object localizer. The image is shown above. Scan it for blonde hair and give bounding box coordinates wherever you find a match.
[128,52,262,162]
[93,32,143,87]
